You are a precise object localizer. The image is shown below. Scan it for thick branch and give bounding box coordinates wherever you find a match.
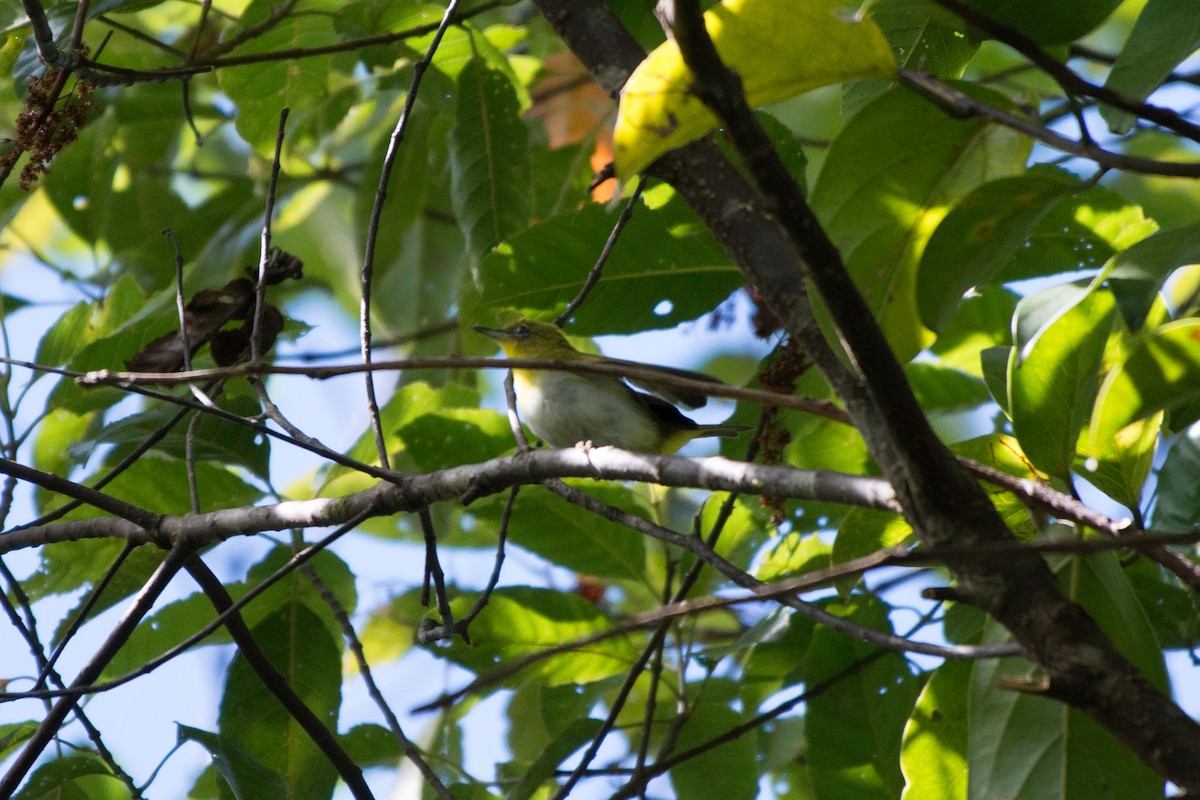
[3,448,899,551]
[531,0,1200,788]
[666,0,1200,788]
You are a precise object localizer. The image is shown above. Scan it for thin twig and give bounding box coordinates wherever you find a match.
[253,108,289,363]
[360,0,463,470]
[555,175,650,326]
[456,486,516,641]
[304,565,454,800]
[898,69,1200,178]
[416,507,456,643]
[0,542,192,796]
[2,513,371,702]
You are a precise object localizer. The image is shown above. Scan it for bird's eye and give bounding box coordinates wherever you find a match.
[512,323,530,337]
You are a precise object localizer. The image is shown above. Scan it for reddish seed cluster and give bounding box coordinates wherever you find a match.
[1,65,102,191]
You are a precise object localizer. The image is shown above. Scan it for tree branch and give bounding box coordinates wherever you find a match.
[2,447,900,552]
[662,0,1200,788]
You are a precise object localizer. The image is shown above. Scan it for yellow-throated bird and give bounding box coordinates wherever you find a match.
[473,319,747,454]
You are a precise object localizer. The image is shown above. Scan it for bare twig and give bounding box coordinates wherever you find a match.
[0,542,192,796]
[304,565,454,800]
[555,175,650,326]
[253,109,289,363]
[360,0,463,470]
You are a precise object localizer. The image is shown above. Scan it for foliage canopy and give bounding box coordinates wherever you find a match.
[2,0,1200,798]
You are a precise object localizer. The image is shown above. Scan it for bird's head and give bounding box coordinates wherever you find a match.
[472,319,581,359]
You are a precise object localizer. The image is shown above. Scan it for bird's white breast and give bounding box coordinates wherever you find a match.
[514,370,660,451]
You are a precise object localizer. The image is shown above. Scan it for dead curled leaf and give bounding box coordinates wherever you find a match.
[125,250,303,373]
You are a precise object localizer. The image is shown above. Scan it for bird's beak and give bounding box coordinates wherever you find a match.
[471,325,513,341]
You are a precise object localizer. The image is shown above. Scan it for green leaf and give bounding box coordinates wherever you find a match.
[756,531,831,583]
[669,701,758,800]
[930,286,1018,376]
[103,590,234,680]
[217,604,342,800]
[811,85,1030,362]
[39,277,140,365]
[917,167,1081,332]
[1092,319,1200,446]
[844,0,980,116]
[1077,410,1161,511]
[218,14,337,151]
[354,101,435,261]
[177,726,288,800]
[40,112,120,245]
[968,548,1164,800]
[900,659,971,800]
[905,361,990,412]
[1100,0,1200,134]
[958,0,1122,44]
[1008,287,1115,478]
[93,393,270,480]
[1123,557,1200,649]
[449,57,533,261]
[741,610,815,707]
[355,588,426,669]
[804,598,919,800]
[1151,423,1200,529]
[980,345,1012,415]
[398,407,513,472]
[950,433,1042,538]
[338,724,403,768]
[473,483,648,583]
[430,586,635,685]
[1103,221,1200,332]
[41,456,262,521]
[831,508,912,592]
[0,722,38,762]
[504,717,603,800]
[14,754,128,800]
[505,681,612,764]
[996,183,1156,286]
[613,0,895,176]
[474,185,742,334]
[245,546,358,642]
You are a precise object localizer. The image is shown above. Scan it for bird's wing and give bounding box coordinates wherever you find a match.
[603,356,725,409]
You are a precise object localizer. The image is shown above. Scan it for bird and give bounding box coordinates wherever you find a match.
[473,319,748,454]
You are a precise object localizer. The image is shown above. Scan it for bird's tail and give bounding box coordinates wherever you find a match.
[695,424,750,439]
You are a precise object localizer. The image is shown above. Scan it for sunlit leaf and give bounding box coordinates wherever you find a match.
[917,167,1081,332]
[1009,287,1116,478]
[1103,221,1200,332]
[449,57,532,261]
[13,754,128,800]
[811,85,1030,361]
[473,186,741,334]
[1092,319,1200,446]
[429,586,636,686]
[900,659,971,800]
[614,0,895,176]
[1100,0,1200,134]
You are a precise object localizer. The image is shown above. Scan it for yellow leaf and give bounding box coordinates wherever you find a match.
[614,0,896,177]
